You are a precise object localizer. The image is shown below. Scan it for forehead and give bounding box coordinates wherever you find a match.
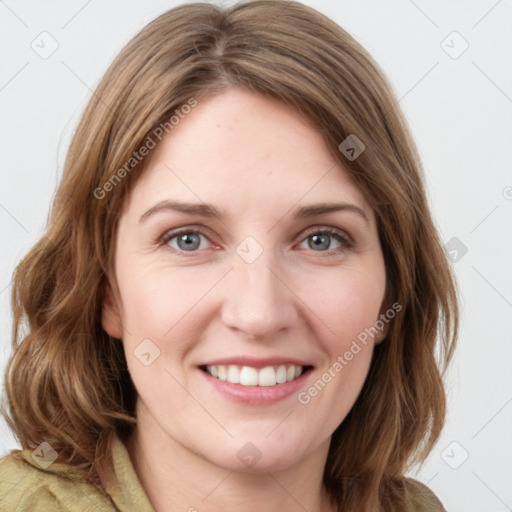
[125,88,372,221]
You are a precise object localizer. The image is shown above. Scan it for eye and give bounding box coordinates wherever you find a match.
[160,229,211,253]
[158,226,353,256]
[297,228,353,255]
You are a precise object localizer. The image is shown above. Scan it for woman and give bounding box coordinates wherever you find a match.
[0,1,458,510]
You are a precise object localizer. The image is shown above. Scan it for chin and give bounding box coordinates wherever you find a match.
[197,434,311,474]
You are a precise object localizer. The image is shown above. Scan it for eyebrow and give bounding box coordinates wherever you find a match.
[139,200,370,225]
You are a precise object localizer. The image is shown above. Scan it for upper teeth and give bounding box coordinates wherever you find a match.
[206,364,304,386]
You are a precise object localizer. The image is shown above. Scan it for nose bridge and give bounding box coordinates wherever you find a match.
[237,248,280,302]
[221,237,296,338]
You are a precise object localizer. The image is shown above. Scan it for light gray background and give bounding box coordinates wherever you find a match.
[1,1,511,511]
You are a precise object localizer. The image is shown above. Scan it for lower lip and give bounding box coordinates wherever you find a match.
[198,367,312,405]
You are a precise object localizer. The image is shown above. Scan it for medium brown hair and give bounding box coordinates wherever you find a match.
[2,1,458,510]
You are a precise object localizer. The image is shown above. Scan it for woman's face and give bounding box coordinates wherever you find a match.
[103,87,387,472]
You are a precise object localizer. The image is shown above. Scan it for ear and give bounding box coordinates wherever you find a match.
[374,299,392,345]
[374,318,389,345]
[101,284,123,339]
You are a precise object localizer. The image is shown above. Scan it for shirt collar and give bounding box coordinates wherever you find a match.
[17,434,155,511]
[102,434,155,511]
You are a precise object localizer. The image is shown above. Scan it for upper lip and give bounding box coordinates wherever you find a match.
[199,356,314,369]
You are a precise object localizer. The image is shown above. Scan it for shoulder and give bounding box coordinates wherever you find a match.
[402,477,446,511]
[0,448,115,512]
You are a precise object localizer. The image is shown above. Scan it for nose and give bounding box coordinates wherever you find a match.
[221,248,299,340]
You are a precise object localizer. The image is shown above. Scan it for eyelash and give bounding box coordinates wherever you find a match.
[157,226,354,257]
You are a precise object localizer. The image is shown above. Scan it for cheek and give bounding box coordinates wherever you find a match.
[119,272,172,334]
[116,260,213,349]
[314,266,386,347]
[307,271,383,421]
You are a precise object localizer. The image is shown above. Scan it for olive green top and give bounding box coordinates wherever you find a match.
[0,435,445,511]
[0,435,154,511]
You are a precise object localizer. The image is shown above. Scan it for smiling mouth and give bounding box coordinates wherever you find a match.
[199,364,313,387]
